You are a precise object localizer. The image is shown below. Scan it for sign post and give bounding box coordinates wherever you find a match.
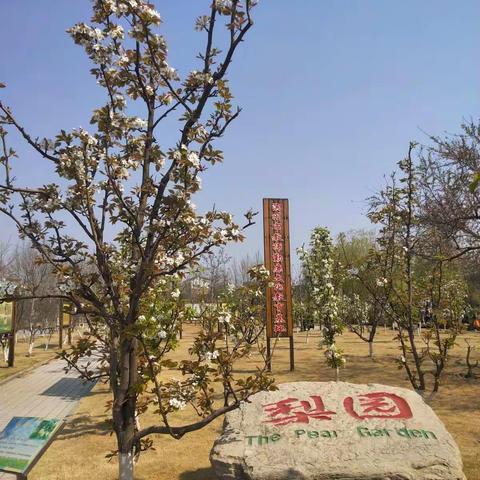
[59,300,72,348]
[0,301,15,367]
[58,302,63,348]
[8,303,16,368]
[263,198,294,371]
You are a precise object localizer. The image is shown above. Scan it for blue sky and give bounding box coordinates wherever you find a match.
[1,1,479,272]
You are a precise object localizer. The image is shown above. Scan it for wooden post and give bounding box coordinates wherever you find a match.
[58,302,63,348]
[289,335,295,371]
[263,198,294,373]
[266,336,271,372]
[7,302,16,368]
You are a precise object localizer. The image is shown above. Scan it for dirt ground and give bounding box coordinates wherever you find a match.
[0,336,65,382]
[29,327,480,480]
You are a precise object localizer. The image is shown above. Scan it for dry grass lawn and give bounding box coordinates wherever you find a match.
[29,327,480,480]
[0,336,65,382]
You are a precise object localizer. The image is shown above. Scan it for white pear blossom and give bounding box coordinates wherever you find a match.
[0,279,17,297]
[169,397,186,410]
[187,151,200,168]
[205,350,219,362]
[117,54,129,67]
[219,313,231,324]
[130,117,147,130]
[109,25,124,39]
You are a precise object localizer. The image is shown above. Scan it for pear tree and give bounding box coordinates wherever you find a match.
[0,1,274,478]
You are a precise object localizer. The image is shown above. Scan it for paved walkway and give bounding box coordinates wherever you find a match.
[0,358,97,479]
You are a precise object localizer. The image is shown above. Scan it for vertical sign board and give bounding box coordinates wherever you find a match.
[59,300,72,347]
[263,198,294,371]
[0,301,13,335]
[0,301,15,367]
[63,301,73,345]
[62,302,72,328]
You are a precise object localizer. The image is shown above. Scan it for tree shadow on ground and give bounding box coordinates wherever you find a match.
[179,467,216,480]
[57,414,112,440]
[41,377,96,400]
[179,467,308,479]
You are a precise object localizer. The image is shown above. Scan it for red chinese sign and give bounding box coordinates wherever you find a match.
[343,392,412,420]
[263,392,412,426]
[263,199,293,338]
[263,396,336,426]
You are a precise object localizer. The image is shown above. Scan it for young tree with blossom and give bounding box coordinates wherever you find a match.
[369,143,468,393]
[336,230,386,358]
[0,1,273,478]
[298,227,345,380]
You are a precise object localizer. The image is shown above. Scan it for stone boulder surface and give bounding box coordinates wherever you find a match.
[210,381,465,480]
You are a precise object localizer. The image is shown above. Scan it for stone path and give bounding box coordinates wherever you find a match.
[0,358,96,479]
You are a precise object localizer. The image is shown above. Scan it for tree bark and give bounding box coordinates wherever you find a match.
[113,337,138,480]
[2,344,9,363]
[28,336,34,356]
[119,452,134,480]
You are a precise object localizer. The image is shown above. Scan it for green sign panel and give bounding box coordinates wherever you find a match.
[0,302,13,335]
[0,417,62,474]
[62,301,73,327]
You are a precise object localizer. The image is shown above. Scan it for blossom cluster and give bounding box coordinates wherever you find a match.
[0,279,17,298]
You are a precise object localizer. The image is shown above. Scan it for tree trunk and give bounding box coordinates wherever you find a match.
[2,344,9,363]
[28,332,35,356]
[407,326,425,391]
[119,452,134,480]
[335,367,340,382]
[113,337,138,480]
[368,322,377,359]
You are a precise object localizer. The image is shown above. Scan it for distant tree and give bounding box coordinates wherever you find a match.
[419,121,480,259]
[0,241,11,277]
[182,248,230,304]
[419,121,480,310]
[464,339,479,379]
[0,2,272,479]
[203,247,231,301]
[230,251,262,286]
[336,230,386,358]
[11,244,58,355]
[0,241,13,362]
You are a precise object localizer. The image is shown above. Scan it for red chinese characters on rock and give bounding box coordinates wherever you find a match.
[343,392,413,420]
[263,396,336,426]
[262,392,413,426]
[270,201,287,334]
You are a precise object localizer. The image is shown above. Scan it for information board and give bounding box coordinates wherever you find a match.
[0,416,62,474]
[0,301,13,335]
[62,301,72,328]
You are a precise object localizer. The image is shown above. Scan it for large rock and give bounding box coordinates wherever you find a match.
[210,382,465,480]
